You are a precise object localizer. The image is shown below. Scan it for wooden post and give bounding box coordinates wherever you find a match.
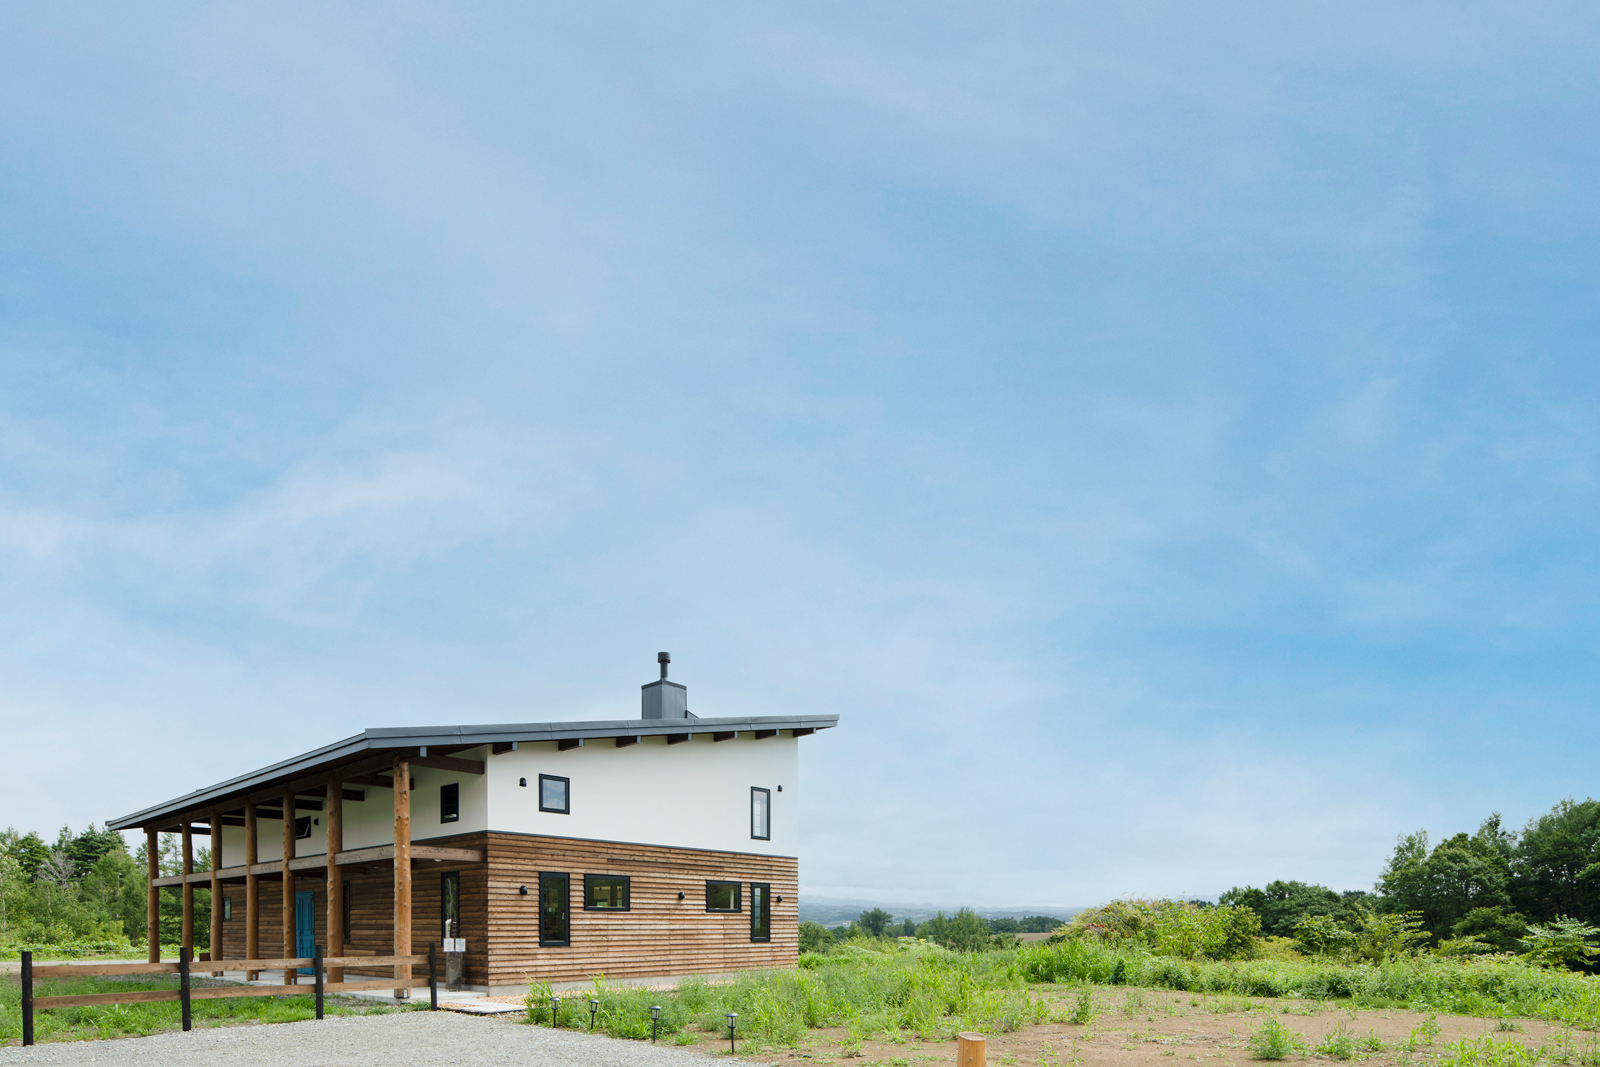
[326,773,344,985]
[282,789,297,985]
[392,756,411,999]
[20,950,32,1046]
[957,1032,986,1067]
[181,824,194,956]
[245,800,259,979]
[209,808,222,970]
[179,946,192,1032]
[145,828,160,963]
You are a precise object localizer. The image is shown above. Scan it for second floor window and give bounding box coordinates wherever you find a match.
[441,783,459,824]
[751,787,770,840]
[539,774,570,814]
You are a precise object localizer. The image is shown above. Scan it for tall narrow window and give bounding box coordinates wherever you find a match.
[440,783,460,824]
[706,880,742,912]
[750,883,770,942]
[539,774,570,814]
[442,871,461,939]
[751,787,771,840]
[343,880,353,940]
[222,897,233,921]
[539,872,570,947]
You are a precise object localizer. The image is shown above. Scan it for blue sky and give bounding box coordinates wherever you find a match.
[2,3,1598,909]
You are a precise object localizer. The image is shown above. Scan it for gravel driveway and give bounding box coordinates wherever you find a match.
[0,1011,769,1066]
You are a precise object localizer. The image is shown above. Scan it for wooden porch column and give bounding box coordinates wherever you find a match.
[282,789,297,985]
[209,809,222,967]
[245,801,259,979]
[181,824,194,956]
[392,757,411,999]
[145,828,160,963]
[326,773,344,985]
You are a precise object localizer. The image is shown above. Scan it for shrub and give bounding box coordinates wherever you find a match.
[1052,900,1259,961]
[1247,1016,1305,1060]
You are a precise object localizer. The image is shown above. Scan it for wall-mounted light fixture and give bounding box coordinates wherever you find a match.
[777,785,783,792]
[519,885,528,895]
[519,777,528,787]
[776,895,784,903]
[677,891,685,900]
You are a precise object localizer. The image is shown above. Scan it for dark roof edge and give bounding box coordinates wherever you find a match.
[106,714,838,831]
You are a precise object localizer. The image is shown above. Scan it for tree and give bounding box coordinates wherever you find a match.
[857,908,893,937]
[919,908,992,952]
[1512,799,1600,926]
[901,918,916,937]
[1376,824,1512,941]
[799,921,833,953]
[1218,881,1351,938]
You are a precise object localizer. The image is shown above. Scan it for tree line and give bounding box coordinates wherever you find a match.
[801,907,1066,953]
[1219,797,1600,958]
[1,825,208,952]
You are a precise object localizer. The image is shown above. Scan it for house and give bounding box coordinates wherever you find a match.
[106,654,838,995]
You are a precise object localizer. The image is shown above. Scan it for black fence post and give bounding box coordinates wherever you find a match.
[179,946,192,1032]
[314,944,324,1020]
[428,943,438,1011]
[20,950,33,1047]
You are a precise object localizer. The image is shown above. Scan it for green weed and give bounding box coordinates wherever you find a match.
[1246,1016,1306,1060]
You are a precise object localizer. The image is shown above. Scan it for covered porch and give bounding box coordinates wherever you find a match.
[134,751,484,998]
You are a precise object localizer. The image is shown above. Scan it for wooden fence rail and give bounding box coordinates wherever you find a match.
[14,944,440,1047]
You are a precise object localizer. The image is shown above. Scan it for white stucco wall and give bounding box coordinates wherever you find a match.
[486,734,799,855]
[211,734,796,860]
[217,756,490,863]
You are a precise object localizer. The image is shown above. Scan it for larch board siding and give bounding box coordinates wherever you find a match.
[484,831,798,987]
[212,830,797,988]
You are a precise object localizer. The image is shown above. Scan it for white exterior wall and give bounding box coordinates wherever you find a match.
[212,735,795,860]
[487,734,799,855]
[217,754,491,862]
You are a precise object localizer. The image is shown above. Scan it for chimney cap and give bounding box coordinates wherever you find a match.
[657,652,670,681]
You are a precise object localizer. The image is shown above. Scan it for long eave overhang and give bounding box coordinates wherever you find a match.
[106,714,839,831]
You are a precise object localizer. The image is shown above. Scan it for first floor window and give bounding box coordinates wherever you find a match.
[539,774,570,814]
[222,897,232,921]
[440,783,459,824]
[751,787,770,840]
[584,874,630,910]
[750,883,770,942]
[344,880,353,937]
[706,880,741,912]
[442,871,461,939]
[540,872,570,947]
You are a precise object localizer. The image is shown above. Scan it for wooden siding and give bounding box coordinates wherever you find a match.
[212,829,798,988]
[484,831,798,987]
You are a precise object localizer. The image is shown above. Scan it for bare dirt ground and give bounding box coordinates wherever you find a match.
[725,986,1581,1067]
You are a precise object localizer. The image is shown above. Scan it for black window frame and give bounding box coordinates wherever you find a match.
[539,774,571,815]
[583,874,631,911]
[294,815,314,840]
[539,871,571,947]
[750,882,771,942]
[343,879,352,937]
[705,879,742,913]
[751,787,771,841]
[440,782,460,824]
[442,871,461,938]
[222,896,232,922]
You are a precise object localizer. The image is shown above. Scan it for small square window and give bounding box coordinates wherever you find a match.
[706,880,741,912]
[440,783,460,824]
[751,787,770,840]
[294,816,313,840]
[584,874,630,910]
[222,897,233,922]
[539,774,570,814]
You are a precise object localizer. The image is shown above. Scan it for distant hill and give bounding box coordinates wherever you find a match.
[798,896,1082,928]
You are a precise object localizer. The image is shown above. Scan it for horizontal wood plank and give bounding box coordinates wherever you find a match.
[30,963,182,978]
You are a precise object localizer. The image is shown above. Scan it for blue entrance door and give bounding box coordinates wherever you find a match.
[295,891,316,974]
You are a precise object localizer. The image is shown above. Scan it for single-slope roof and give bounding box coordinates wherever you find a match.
[107,713,838,832]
